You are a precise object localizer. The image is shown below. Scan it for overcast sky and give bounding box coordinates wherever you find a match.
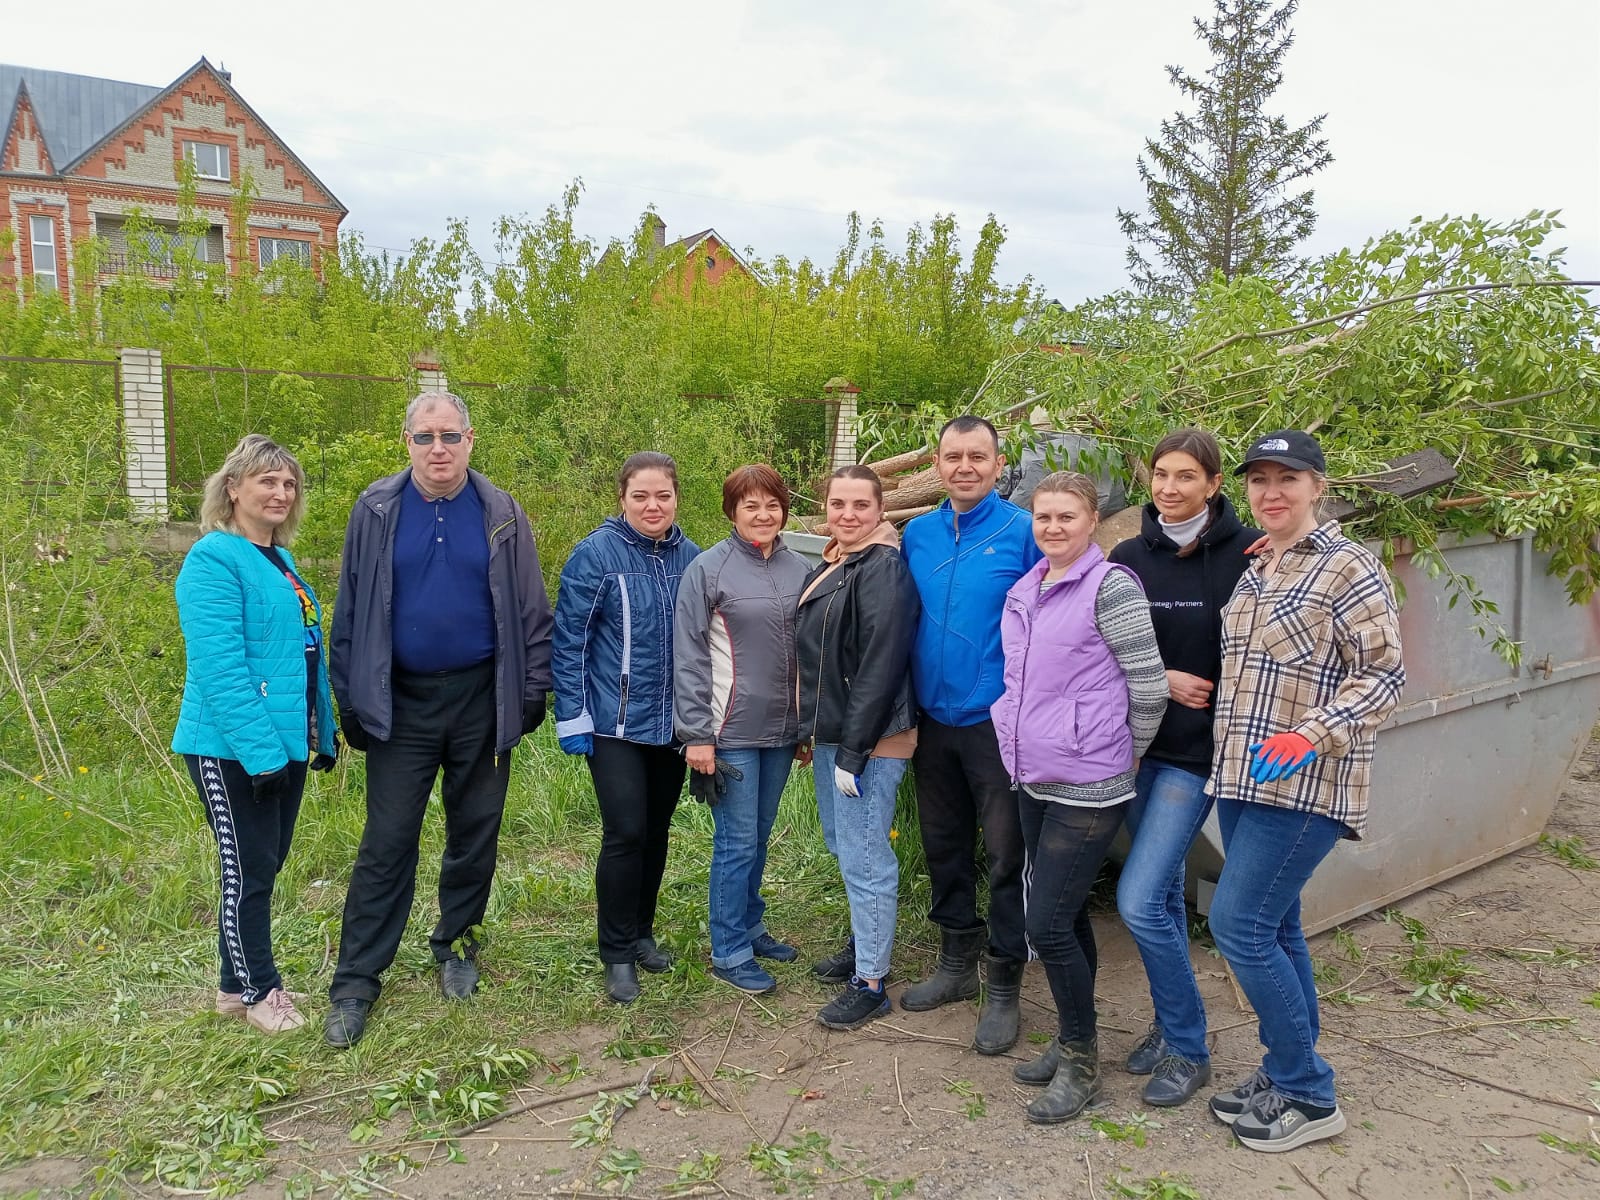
[15,1,1600,303]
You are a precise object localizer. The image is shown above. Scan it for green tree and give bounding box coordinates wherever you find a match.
[1118,0,1332,296]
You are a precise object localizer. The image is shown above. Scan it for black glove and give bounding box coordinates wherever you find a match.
[339,707,370,752]
[310,752,337,772]
[687,757,745,807]
[252,764,291,800]
[522,696,548,736]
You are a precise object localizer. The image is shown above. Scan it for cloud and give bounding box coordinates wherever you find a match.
[14,0,1596,301]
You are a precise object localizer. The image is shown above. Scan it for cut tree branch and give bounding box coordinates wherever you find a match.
[1192,280,1600,361]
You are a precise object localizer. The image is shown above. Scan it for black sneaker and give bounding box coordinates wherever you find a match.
[1209,1069,1273,1125]
[324,997,372,1049]
[1142,1054,1211,1107]
[1125,1021,1167,1075]
[1232,1090,1346,1153]
[811,937,856,983]
[817,977,890,1030]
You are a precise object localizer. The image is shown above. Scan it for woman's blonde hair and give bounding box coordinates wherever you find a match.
[199,434,308,545]
[1030,470,1101,519]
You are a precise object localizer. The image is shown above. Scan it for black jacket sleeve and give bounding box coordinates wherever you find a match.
[329,499,363,714]
[836,548,920,775]
[513,501,555,698]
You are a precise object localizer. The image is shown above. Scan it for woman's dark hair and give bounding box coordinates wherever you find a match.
[618,451,679,497]
[1150,427,1223,479]
[823,464,884,505]
[722,464,791,523]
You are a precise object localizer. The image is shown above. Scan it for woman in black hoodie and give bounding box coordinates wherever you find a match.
[1107,428,1260,1108]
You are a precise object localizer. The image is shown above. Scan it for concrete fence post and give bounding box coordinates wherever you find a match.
[823,376,861,470]
[119,346,168,522]
[411,352,449,396]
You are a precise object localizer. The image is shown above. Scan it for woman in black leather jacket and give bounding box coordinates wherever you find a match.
[796,465,921,1031]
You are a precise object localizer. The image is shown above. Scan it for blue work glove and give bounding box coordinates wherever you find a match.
[1249,732,1317,783]
[834,764,862,798]
[559,733,594,757]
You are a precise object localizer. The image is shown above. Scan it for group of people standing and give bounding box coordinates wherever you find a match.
[172,394,1403,1153]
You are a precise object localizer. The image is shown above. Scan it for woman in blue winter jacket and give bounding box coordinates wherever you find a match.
[552,452,700,1004]
[172,434,336,1035]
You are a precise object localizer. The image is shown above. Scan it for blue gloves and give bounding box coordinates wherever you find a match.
[559,733,594,757]
[1249,732,1317,783]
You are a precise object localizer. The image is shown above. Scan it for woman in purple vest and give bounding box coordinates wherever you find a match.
[992,471,1167,1125]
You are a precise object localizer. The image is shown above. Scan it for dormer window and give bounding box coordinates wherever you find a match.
[186,141,231,181]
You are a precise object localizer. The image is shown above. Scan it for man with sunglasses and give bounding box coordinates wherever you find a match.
[324,391,554,1048]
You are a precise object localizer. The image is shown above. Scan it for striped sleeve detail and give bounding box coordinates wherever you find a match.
[1095,569,1168,759]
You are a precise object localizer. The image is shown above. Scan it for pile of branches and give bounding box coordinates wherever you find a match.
[827,212,1600,641]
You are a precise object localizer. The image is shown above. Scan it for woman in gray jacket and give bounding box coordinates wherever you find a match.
[674,465,812,995]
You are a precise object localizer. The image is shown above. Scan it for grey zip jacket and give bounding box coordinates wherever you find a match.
[330,467,554,755]
[673,532,811,749]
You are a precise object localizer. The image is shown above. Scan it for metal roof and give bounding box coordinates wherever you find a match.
[0,63,161,169]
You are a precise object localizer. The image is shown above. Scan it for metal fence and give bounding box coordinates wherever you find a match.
[163,362,414,505]
[0,354,122,498]
[1,349,905,521]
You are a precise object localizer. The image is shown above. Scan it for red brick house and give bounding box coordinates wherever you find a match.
[1,57,345,298]
[644,214,757,293]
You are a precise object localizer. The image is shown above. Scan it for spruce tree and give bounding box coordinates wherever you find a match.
[1118,0,1333,296]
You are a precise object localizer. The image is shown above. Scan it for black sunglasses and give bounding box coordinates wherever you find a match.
[408,431,466,446]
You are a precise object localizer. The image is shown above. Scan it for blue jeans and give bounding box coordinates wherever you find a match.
[1209,794,1346,1108]
[813,745,906,980]
[708,746,794,969]
[1116,760,1214,1063]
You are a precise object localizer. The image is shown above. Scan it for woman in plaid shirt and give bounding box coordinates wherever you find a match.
[1205,429,1405,1153]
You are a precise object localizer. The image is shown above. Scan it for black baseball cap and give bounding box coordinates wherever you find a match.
[1235,429,1326,475]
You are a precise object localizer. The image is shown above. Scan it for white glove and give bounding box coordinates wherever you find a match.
[834,764,861,797]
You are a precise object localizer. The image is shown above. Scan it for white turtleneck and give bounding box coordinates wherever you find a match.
[1158,508,1209,548]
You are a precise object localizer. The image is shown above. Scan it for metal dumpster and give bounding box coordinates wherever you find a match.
[1190,531,1600,934]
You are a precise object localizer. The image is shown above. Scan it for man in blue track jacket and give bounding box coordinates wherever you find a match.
[900,416,1041,1055]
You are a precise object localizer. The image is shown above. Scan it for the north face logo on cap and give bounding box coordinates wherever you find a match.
[1258,438,1290,452]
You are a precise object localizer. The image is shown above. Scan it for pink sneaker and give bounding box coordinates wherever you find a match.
[245,987,307,1034]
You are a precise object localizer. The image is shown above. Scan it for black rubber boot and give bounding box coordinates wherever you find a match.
[973,955,1023,1055]
[1012,1039,1059,1086]
[1025,1037,1101,1125]
[900,926,985,1012]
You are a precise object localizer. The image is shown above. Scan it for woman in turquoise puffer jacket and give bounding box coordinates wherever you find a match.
[171,434,336,1035]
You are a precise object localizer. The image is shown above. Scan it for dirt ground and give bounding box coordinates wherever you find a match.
[10,747,1600,1200]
